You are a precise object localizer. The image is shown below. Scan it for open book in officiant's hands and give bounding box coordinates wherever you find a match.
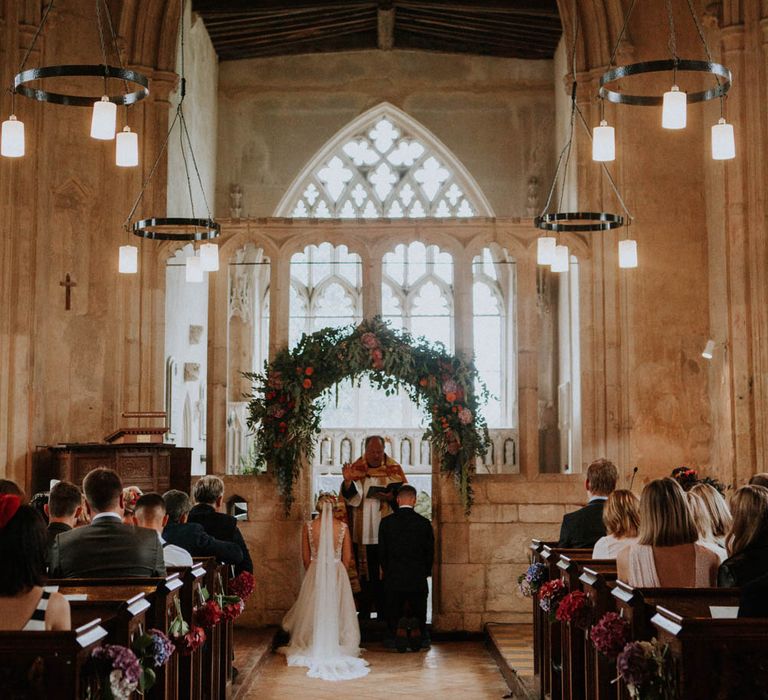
[366,483,402,499]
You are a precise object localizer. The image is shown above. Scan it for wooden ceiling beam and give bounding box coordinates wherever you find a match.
[217,32,376,59]
[201,8,367,28]
[194,0,375,12]
[396,16,558,47]
[212,20,376,48]
[399,6,560,33]
[396,22,557,51]
[397,0,558,17]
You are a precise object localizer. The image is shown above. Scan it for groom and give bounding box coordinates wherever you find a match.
[341,435,407,619]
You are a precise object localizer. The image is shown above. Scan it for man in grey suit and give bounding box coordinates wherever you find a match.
[49,468,165,579]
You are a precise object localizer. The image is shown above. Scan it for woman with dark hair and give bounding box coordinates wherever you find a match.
[718,485,768,588]
[0,494,70,630]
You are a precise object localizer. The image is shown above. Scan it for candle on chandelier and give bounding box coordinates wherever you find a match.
[551,244,569,273]
[711,118,735,160]
[116,126,139,166]
[537,237,556,265]
[592,119,615,161]
[618,239,638,268]
[662,85,686,130]
[1,115,25,157]
[118,245,138,274]
[91,96,117,140]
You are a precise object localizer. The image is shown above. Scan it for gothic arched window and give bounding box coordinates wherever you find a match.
[276,103,493,219]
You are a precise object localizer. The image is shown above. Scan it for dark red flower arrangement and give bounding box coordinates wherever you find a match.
[194,599,222,629]
[555,590,591,625]
[538,579,566,620]
[589,612,630,658]
[229,571,255,600]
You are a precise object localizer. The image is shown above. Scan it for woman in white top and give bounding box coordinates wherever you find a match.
[689,482,731,549]
[687,488,728,562]
[617,478,720,587]
[592,489,640,559]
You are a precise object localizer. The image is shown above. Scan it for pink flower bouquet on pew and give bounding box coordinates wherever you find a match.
[87,643,141,700]
[590,612,629,658]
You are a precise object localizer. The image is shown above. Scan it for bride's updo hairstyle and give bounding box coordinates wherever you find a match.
[315,492,337,512]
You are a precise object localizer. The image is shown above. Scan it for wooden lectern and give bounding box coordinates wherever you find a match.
[33,411,192,495]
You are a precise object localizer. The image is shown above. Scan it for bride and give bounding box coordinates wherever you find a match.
[278,493,370,681]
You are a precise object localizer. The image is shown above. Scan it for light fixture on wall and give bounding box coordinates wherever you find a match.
[3,0,148,162]
[535,8,632,272]
[596,0,734,161]
[618,237,638,269]
[118,245,138,274]
[120,0,220,275]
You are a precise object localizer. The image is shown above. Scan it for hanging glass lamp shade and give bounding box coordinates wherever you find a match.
[702,339,715,359]
[185,254,203,283]
[592,120,615,161]
[118,245,138,274]
[551,245,569,273]
[537,237,556,265]
[91,96,116,140]
[1,115,24,157]
[711,118,735,160]
[200,243,219,272]
[115,126,138,166]
[662,86,687,129]
[618,239,638,268]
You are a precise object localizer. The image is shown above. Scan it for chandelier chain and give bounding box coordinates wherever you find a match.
[18,0,56,74]
[100,0,131,94]
[608,0,638,67]
[179,110,197,220]
[180,111,214,221]
[94,0,109,92]
[665,0,678,64]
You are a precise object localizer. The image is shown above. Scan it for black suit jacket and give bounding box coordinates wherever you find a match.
[378,508,434,592]
[558,499,607,549]
[163,522,244,566]
[49,516,165,579]
[47,521,72,548]
[718,544,768,588]
[188,504,253,574]
[739,571,768,618]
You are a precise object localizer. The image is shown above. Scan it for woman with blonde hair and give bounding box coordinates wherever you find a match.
[718,485,768,588]
[617,478,720,587]
[687,489,728,562]
[592,490,640,559]
[689,482,731,548]
[278,491,369,680]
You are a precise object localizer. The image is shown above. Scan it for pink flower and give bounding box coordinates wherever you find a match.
[442,379,459,395]
[371,349,383,361]
[458,407,472,425]
[361,332,379,349]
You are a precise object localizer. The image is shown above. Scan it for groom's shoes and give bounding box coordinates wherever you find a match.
[395,617,410,653]
[406,617,422,652]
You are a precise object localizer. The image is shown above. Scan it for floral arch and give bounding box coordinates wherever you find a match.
[245,317,490,512]
[274,102,494,219]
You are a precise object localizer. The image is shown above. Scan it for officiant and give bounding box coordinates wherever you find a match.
[341,435,407,619]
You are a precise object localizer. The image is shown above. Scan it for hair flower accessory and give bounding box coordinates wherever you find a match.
[0,494,21,529]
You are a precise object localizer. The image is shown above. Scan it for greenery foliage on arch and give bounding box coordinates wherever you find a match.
[245,317,490,513]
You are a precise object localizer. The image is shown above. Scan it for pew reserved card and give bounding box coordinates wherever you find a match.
[709,606,739,618]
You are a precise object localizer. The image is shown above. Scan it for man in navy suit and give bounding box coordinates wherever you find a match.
[162,489,244,567]
[379,484,434,652]
[557,458,618,549]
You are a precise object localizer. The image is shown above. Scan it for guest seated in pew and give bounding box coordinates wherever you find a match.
[749,473,768,488]
[0,478,25,500]
[689,482,731,549]
[687,486,728,562]
[44,481,83,547]
[49,468,165,579]
[162,489,244,566]
[558,458,617,548]
[718,485,768,588]
[133,493,194,567]
[617,478,720,587]
[738,570,768,617]
[121,485,143,526]
[0,494,70,631]
[30,492,49,524]
[592,489,640,559]
[188,476,253,574]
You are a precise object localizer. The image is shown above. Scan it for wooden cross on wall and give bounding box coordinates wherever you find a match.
[60,273,76,311]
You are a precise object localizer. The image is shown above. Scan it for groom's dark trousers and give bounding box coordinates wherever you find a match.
[378,506,435,639]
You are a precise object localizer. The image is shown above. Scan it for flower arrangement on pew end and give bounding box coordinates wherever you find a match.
[538,579,566,621]
[517,562,547,598]
[245,317,490,513]
[555,590,591,626]
[132,628,175,693]
[86,644,141,700]
[616,638,675,700]
[590,612,629,658]
[168,597,206,656]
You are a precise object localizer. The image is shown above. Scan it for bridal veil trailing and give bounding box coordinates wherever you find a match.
[279,501,369,681]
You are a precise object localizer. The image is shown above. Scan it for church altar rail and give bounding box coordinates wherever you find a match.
[538,546,592,700]
[556,555,616,700]
[32,443,192,496]
[651,605,768,699]
[579,565,618,700]
[529,539,557,680]
[0,618,108,699]
[52,575,184,700]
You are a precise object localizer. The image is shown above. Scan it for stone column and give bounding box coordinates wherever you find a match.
[361,245,382,319]
[269,251,290,358]
[453,247,473,358]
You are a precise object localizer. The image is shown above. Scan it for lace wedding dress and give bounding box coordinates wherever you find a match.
[279,502,370,681]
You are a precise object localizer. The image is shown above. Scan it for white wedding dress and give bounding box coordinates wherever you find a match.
[278,502,370,681]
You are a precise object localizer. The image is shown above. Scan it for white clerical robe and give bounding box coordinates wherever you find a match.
[345,475,392,545]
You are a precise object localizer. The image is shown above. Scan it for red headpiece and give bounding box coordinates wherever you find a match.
[0,494,21,530]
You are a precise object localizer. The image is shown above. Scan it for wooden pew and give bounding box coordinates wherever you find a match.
[218,564,235,690]
[52,575,183,700]
[0,619,107,699]
[556,555,615,700]
[193,556,224,700]
[652,603,768,699]
[579,564,618,700]
[539,545,592,700]
[69,592,150,648]
[529,538,556,680]
[168,562,208,700]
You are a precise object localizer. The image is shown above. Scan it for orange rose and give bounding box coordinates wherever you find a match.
[446,392,457,403]
[305,367,314,376]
